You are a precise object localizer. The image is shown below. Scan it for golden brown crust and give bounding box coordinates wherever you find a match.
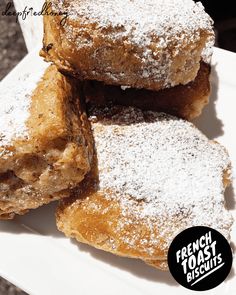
[56,180,168,271]
[83,62,211,120]
[57,191,168,261]
[40,0,214,91]
[56,168,231,269]
[0,65,93,219]
[56,107,232,269]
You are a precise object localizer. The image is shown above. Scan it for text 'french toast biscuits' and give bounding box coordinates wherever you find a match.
[56,106,232,269]
[0,64,93,219]
[41,0,215,91]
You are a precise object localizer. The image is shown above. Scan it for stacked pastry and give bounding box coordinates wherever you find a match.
[41,0,214,120]
[0,0,233,270]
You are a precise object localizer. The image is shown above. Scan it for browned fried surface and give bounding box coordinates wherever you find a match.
[0,66,93,219]
[56,107,232,270]
[40,0,214,91]
[57,190,169,261]
[56,160,231,271]
[83,62,211,120]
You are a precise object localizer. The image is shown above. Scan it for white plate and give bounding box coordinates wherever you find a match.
[0,48,235,295]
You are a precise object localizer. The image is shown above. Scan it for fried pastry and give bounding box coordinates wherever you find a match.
[83,62,211,120]
[56,106,233,270]
[41,0,214,91]
[0,64,93,219]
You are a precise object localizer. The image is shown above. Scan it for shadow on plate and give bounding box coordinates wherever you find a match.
[0,203,177,286]
[224,240,236,283]
[194,64,224,139]
[71,239,178,286]
[0,202,63,237]
[225,183,236,210]
[225,265,235,283]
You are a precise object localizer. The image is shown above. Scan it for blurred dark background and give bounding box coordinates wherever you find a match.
[0,0,236,294]
[201,0,236,20]
[198,0,236,52]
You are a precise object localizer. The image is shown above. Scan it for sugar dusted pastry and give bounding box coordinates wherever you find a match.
[83,62,211,120]
[41,0,214,91]
[56,106,233,270]
[0,64,93,219]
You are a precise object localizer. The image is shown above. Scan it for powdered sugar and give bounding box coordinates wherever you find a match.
[53,0,214,87]
[89,107,232,246]
[0,63,47,148]
[67,0,212,40]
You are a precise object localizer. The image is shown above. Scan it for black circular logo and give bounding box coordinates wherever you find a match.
[168,226,233,291]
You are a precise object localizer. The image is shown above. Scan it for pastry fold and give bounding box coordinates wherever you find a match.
[0,65,93,219]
